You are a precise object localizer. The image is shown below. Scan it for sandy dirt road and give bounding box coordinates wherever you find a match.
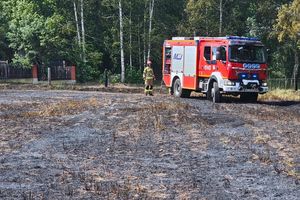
[0,89,299,199]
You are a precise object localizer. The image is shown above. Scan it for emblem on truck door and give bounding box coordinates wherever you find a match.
[174,53,183,60]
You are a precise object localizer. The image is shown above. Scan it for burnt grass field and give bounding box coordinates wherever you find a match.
[0,88,299,199]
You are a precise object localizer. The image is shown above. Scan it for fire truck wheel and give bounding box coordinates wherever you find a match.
[240,93,258,103]
[173,78,182,97]
[173,79,191,98]
[211,82,221,103]
[169,88,174,95]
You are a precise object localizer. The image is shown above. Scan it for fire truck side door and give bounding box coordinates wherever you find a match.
[183,46,197,89]
[215,46,227,77]
[171,46,184,87]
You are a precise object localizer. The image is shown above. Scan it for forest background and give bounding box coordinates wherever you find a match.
[0,0,299,83]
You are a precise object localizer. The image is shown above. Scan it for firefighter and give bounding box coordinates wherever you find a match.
[143,60,155,96]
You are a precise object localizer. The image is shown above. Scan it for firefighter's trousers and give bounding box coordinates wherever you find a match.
[144,79,154,95]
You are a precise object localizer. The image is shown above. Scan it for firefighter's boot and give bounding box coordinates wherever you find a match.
[145,85,149,96]
[149,85,153,96]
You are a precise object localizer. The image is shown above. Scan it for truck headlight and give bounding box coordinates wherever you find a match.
[224,80,236,86]
[261,82,268,87]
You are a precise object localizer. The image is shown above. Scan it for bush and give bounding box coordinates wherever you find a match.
[110,74,121,84]
[125,66,143,84]
[98,72,106,84]
[98,70,120,85]
[98,67,143,85]
[76,62,101,83]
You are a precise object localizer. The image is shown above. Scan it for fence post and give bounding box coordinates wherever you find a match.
[48,67,51,85]
[32,64,38,84]
[285,78,287,90]
[70,65,76,84]
[4,62,8,80]
[104,68,108,87]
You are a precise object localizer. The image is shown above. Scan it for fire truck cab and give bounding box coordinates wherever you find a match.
[162,36,268,103]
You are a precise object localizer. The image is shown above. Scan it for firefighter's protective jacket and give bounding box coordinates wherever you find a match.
[143,66,155,80]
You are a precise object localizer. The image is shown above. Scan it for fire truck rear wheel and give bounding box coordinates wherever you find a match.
[173,79,191,98]
[173,79,182,97]
[211,82,221,103]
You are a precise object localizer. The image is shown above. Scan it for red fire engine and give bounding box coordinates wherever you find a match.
[162,36,268,102]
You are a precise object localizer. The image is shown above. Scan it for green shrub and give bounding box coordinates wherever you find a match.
[125,66,143,84]
[110,74,121,84]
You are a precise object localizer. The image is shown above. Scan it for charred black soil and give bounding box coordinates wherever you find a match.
[0,89,299,199]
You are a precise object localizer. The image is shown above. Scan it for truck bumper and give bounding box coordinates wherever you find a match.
[223,83,268,94]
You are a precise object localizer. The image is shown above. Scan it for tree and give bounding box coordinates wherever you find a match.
[182,0,217,36]
[2,0,74,66]
[147,0,155,61]
[242,0,293,80]
[219,0,223,36]
[0,1,12,60]
[129,0,133,68]
[274,0,300,90]
[73,1,81,48]
[119,0,125,83]
[4,0,44,66]
[80,0,86,62]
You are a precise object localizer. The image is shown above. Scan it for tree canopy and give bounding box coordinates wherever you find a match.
[0,0,299,82]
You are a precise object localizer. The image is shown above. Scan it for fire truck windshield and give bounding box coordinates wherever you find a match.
[229,45,266,64]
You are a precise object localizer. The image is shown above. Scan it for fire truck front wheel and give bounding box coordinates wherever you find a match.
[211,82,222,103]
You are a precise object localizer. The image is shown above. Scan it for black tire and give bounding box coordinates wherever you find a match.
[240,93,258,103]
[211,82,221,103]
[173,78,191,98]
[173,78,182,97]
[206,90,211,100]
[168,87,174,95]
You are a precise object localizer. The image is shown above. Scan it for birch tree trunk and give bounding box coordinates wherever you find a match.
[129,1,132,68]
[73,1,81,47]
[119,0,125,83]
[219,0,223,36]
[293,49,299,91]
[138,17,142,71]
[147,0,155,61]
[143,1,147,68]
[205,7,208,35]
[80,0,86,63]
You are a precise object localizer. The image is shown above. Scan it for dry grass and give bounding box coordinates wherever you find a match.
[259,89,300,101]
[24,97,102,117]
[135,101,209,133]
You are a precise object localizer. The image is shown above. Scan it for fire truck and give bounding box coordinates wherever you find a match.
[162,36,268,103]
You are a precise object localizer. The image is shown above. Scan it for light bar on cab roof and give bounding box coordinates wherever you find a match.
[226,36,259,41]
[171,36,261,41]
